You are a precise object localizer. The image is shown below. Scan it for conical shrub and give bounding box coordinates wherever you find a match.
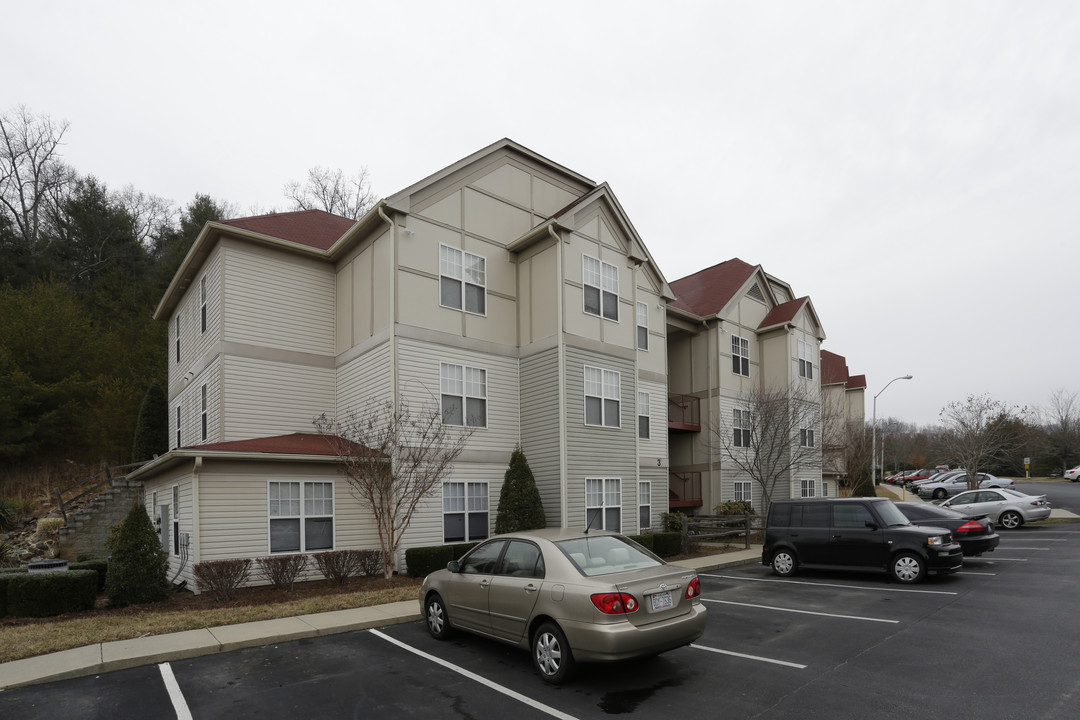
[105,504,170,607]
[495,447,546,534]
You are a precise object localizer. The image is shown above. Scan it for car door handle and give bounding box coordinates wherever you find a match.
[523,584,538,593]
[832,535,842,539]
[479,579,491,588]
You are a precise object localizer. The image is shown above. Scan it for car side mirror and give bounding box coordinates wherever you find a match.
[447,561,460,573]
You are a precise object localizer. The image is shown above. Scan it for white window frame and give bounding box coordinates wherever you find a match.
[800,422,815,448]
[638,480,651,531]
[440,362,487,428]
[268,480,335,554]
[175,314,181,363]
[586,477,622,532]
[636,301,649,350]
[799,478,817,498]
[172,485,180,556]
[583,254,619,321]
[439,244,486,315]
[821,481,830,497]
[798,340,814,379]
[584,365,621,428]
[733,408,751,448]
[200,275,207,334]
[638,391,650,439]
[175,405,181,448]
[443,481,489,543]
[200,384,208,441]
[734,480,752,504]
[732,335,750,376]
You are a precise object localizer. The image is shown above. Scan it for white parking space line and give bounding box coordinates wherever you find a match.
[158,663,193,720]
[702,598,899,624]
[977,557,1028,561]
[691,643,807,669]
[998,547,1048,550]
[957,571,997,576]
[702,574,959,596]
[370,630,580,720]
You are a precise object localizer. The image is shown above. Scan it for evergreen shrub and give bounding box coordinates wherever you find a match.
[5,569,98,617]
[105,505,169,607]
[494,447,546,534]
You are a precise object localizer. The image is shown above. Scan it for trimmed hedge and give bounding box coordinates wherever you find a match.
[5,569,98,617]
[650,531,683,558]
[70,560,109,592]
[0,568,29,617]
[405,542,478,578]
[627,533,654,551]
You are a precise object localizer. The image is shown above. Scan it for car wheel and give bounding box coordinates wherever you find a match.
[999,511,1023,530]
[424,593,452,640]
[933,488,946,500]
[891,553,926,584]
[771,549,797,577]
[533,621,575,684]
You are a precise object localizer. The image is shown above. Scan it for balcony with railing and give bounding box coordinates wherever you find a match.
[668,393,700,432]
[668,471,703,509]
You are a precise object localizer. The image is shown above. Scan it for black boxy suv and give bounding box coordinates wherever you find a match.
[761,497,963,584]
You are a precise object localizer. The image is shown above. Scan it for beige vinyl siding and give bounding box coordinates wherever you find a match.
[170,356,222,449]
[222,356,335,441]
[222,244,335,355]
[637,378,668,462]
[396,337,520,454]
[168,246,224,402]
[336,341,392,417]
[144,466,195,586]
[520,348,562,527]
[564,346,637,532]
[638,467,667,532]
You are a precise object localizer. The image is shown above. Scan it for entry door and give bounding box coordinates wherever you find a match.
[829,503,886,568]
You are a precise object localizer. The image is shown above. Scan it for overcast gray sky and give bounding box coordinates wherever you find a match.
[5,1,1078,427]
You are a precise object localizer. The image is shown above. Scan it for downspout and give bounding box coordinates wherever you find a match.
[550,224,569,528]
[191,455,202,569]
[378,206,401,570]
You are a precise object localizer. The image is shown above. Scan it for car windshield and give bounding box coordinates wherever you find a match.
[557,535,663,577]
[875,501,911,527]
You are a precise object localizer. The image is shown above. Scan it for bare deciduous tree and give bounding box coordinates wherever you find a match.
[0,106,75,253]
[714,384,821,509]
[1043,389,1080,475]
[939,394,1027,490]
[314,399,471,579]
[284,166,376,220]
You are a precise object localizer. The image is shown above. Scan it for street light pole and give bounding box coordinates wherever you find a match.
[872,375,913,485]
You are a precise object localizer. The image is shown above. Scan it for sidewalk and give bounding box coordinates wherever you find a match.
[0,548,762,691]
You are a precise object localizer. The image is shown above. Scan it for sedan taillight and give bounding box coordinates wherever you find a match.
[591,592,638,614]
[955,521,985,534]
[685,577,701,599]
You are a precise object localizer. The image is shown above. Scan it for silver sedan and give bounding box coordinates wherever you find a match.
[419,528,707,684]
[918,472,1014,500]
[940,488,1051,529]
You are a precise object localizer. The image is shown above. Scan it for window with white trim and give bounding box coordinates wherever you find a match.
[734,481,752,504]
[175,314,181,363]
[800,422,815,447]
[799,478,816,498]
[732,335,750,376]
[200,385,208,441]
[269,481,334,553]
[586,477,621,531]
[583,255,618,321]
[638,392,650,439]
[200,276,207,333]
[733,409,751,448]
[798,340,814,379]
[439,245,486,315]
[175,406,181,448]
[636,301,649,350]
[584,366,621,428]
[172,485,180,556]
[821,481,830,497]
[441,363,487,427]
[638,481,651,530]
[443,481,489,542]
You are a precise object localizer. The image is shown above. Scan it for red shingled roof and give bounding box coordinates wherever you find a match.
[182,432,375,457]
[847,374,867,390]
[219,210,355,251]
[758,297,808,330]
[820,349,850,385]
[669,258,757,315]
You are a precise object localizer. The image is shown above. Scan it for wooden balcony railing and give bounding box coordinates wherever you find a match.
[668,393,701,432]
[668,471,703,508]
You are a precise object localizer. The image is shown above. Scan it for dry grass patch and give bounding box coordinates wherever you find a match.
[0,576,421,664]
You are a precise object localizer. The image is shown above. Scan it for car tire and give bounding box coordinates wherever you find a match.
[533,621,575,684]
[933,488,946,500]
[771,549,797,577]
[424,593,452,640]
[891,552,926,584]
[999,511,1024,530]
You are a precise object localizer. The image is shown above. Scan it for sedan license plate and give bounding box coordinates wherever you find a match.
[650,591,672,611]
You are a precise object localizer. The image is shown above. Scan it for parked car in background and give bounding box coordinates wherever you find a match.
[884,471,911,485]
[762,497,963,584]
[894,501,1000,556]
[941,488,1052,529]
[419,528,707,684]
[1066,465,1080,482]
[918,473,1014,500]
[905,470,964,494]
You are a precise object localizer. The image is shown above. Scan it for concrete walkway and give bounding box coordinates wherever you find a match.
[0,548,763,691]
